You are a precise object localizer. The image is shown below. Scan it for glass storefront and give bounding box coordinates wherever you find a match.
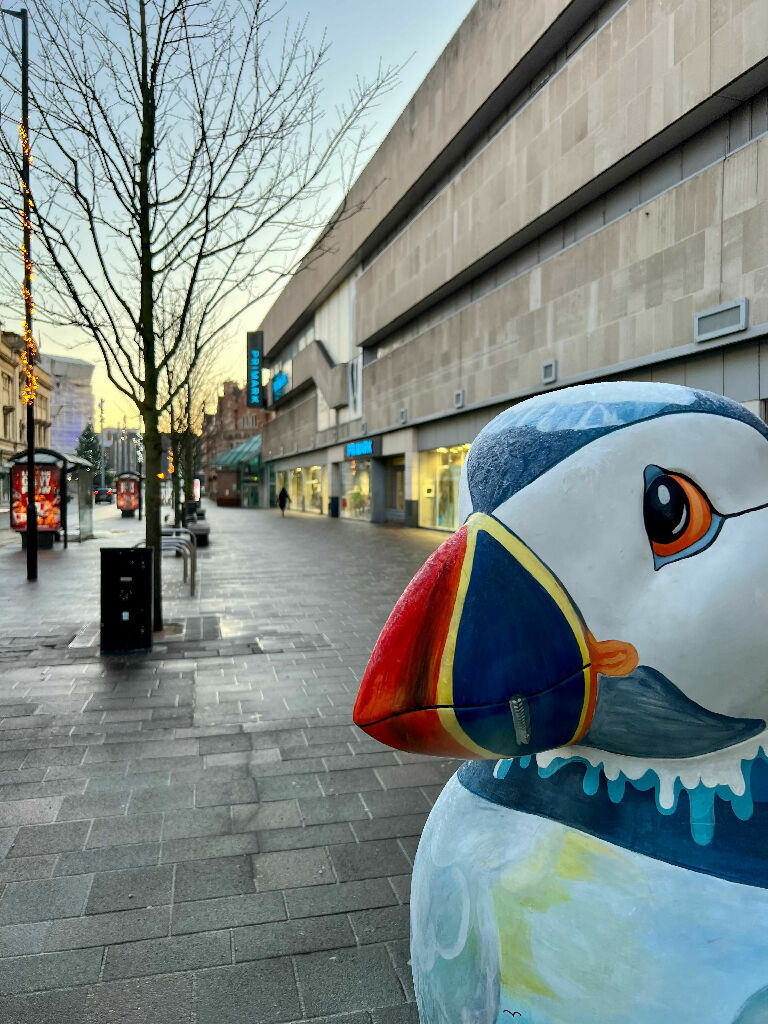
[290,468,303,508]
[341,457,371,520]
[419,445,471,531]
[241,475,260,507]
[276,470,287,506]
[303,465,325,514]
[275,465,326,513]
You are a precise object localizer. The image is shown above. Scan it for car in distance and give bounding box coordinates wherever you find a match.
[94,486,113,503]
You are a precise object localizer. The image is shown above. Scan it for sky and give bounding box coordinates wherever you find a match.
[13,0,477,431]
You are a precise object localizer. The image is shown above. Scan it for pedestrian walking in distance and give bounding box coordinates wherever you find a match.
[278,487,290,517]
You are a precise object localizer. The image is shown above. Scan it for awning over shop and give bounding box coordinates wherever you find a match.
[212,434,262,470]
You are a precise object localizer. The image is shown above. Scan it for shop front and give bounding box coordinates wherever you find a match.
[212,434,263,508]
[419,444,471,532]
[240,473,260,507]
[275,463,326,514]
[341,458,371,519]
[384,455,405,522]
[303,465,326,514]
[290,467,303,507]
[340,438,379,521]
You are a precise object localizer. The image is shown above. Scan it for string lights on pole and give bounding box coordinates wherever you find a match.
[19,149,36,405]
[2,5,37,580]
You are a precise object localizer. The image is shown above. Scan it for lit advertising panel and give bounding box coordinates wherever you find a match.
[116,476,139,511]
[10,464,62,532]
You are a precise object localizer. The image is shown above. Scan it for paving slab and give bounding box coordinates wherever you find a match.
[295,944,407,1016]
[84,974,194,1024]
[194,958,301,1024]
[171,891,285,934]
[0,873,93,924]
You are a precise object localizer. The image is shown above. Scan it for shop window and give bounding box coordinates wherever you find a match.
[419,445,471,531]
[276,470,288,508]
[341,458,371,520]
[303,465,325,514]
[290,468,303,510]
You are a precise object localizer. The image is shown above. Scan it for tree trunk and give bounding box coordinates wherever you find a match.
[138,0,161,628]
[171,429,181,527]
[183,430,195,505]
[143,402,163,630]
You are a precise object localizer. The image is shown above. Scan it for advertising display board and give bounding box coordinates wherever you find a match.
[116,476,139,512]
[10,464,62,532]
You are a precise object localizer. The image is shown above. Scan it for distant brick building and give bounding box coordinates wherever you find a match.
[201,381,271,500]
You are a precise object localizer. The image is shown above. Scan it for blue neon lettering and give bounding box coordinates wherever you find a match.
[272,372,288,400]
[249,349,261,404]
[346,440,373,457]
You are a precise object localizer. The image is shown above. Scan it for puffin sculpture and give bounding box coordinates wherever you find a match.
[354,382,768,1024]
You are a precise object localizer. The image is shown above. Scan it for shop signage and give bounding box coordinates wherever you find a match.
[246,331,264,408]
[10,464,62,532]
[272,371,289,402]
[346,437,381,458]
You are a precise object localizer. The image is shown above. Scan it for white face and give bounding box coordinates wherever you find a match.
[490,414,768,722]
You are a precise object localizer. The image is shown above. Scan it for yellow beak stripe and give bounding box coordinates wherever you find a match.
[435,513,594,756]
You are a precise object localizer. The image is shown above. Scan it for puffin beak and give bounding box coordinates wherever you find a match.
[353,513,637,759]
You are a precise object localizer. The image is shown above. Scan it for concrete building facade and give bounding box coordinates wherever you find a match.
[258,0,768,531]
[39,353,95,457]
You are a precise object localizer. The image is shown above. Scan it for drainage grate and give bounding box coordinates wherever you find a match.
[183,615,221,642]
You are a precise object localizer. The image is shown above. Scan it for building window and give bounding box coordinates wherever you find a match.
[418,445,471,531]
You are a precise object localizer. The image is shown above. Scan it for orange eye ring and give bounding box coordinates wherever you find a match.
[650,473,712,558]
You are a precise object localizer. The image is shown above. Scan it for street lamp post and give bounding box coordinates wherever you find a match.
[2,6,36,580]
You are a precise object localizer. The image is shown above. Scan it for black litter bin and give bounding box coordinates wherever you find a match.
[101,547,153,654]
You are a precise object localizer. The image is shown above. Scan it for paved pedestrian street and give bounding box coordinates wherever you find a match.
[0,504,458,1023]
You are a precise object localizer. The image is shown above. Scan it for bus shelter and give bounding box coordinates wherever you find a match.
[6,448,95,547]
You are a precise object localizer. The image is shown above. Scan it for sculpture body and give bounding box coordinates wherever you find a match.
[354,382,768,1024]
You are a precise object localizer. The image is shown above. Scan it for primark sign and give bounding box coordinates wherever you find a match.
[345,436,381,458]
[246,331,264,408]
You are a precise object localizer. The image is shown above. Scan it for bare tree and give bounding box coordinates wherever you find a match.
[158,305,223,526]
[0,0,397,626]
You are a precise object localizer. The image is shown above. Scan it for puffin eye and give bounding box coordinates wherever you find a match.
[643,467,721,567]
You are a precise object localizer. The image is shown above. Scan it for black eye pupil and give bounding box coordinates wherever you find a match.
[644,475,688,544]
